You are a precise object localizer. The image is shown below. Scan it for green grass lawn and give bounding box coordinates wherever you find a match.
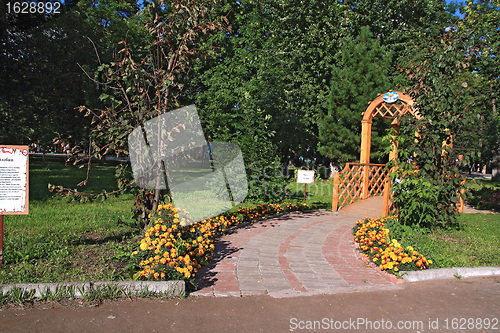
[1,157,139,284]
[287,179,334,209]
[0,157,498,284]
[388,213,500,268]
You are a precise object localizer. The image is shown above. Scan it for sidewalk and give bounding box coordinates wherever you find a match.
[192,196,401,298]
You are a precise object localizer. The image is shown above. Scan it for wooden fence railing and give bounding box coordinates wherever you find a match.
[331,163,465,214]
[332,163,390,211]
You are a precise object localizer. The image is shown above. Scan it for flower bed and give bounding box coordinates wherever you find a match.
[130,202,312,284]
[353,216,432,275]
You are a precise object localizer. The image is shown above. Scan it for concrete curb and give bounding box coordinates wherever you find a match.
[0,280,185,298]
[401,266,500,282]
[353,243,500,284]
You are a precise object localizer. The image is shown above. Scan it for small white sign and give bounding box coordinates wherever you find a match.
[297,170,315,184]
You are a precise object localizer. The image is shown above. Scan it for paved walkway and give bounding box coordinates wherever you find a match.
[192,196,402,298]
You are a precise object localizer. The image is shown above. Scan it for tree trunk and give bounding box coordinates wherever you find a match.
[491,81,497,118]
[492,150,500,181]
[491,82,499,181]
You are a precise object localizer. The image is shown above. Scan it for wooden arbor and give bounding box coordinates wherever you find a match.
[360,91,416,166]
[332,91,417,214]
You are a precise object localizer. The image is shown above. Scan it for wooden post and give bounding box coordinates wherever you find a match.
[332,172,339,211]
[389,122,400,161]
[383,180,391,216]
[360,120,372,199]
[458,188,465,213]
[457,177,466,213]
[360,120,372,165]
[362,164,369,199]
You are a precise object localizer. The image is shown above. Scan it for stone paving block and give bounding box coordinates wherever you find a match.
[260,273,287,282]
[265,284,291,293]
[241,290,268,296]
[237,262,259,269]
[213,291,241,297]
[268,290,303,298]
[294,273,320,282]
[258,267,281,276]
[237,275,262,282]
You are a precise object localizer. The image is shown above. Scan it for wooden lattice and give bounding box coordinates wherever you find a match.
[367,165,390,197]
[332,163,390,210]
[372,100,415,122]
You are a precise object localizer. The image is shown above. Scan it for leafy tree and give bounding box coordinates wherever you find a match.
[0,0,147,148]
[390,31,474,228]
[458,0,499,168]
[190,0,288,201]
[74,0,228,226]
[263,0,454,166]
[262,0,348,166]
[318,26,392,163]
[0,1,66,145]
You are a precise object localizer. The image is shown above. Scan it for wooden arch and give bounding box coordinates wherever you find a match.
[332,91,418,214]
[360,91,417,215]
[332,91,464,214]
[360,91,417,165]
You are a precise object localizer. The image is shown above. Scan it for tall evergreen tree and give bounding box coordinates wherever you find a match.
[318,26,392,163]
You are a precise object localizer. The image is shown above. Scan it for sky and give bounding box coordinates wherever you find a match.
[446,0,466,18]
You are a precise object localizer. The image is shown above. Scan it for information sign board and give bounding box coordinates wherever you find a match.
[0,145,29,215]
[297,170,315,184]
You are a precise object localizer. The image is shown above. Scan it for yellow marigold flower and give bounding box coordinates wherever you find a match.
[402,257,412,264]
[140,242,148,251]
